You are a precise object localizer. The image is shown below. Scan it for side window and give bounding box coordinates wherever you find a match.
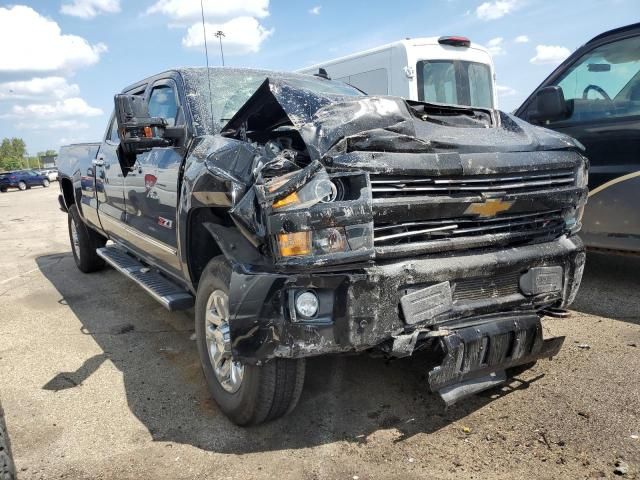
[551,35,640,123]
[338,69,389,95]
[148,84,178,126]
[108,117,119,143]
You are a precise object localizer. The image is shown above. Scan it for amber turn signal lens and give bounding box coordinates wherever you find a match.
[273,191,300,209]
[143,126,153,138]
[278,231,311,257]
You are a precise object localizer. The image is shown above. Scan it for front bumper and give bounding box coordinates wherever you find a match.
[228,235,584,364]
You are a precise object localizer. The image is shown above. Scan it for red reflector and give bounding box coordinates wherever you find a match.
[438,36,471,47]
[144,174,157,189]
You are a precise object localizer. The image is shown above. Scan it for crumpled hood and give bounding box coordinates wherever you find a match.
[223,78,583,162]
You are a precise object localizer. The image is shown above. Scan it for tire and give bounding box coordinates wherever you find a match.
[68,205,106,273]
[42,179,50,188]
[0,400,16,480]
[195,256,306,425]
[17,181,26,191]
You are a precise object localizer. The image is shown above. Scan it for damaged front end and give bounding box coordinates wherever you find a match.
[187,76,587,404]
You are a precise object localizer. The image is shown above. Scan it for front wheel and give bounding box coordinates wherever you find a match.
[42,179,50,188]
[17,181,26,191]
[68,205,106,273]
[195,256,306,425]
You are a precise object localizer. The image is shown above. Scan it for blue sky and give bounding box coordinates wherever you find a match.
[0,0,636,154]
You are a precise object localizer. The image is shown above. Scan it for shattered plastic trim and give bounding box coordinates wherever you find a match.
[172,69,587,369]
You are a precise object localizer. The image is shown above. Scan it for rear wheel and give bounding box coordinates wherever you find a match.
[17,181,26,191]
[68,205,106,273]
[195,256,306,425]
[42,179,50,188]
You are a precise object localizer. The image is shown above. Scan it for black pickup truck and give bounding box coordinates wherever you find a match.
[57,67,587,425]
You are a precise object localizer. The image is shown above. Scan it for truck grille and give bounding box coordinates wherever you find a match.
[374,210,565,246]
[453,271,521,302]
[370,168,575,198]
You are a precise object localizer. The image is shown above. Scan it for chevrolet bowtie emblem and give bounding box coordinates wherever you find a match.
[465,198,514,218]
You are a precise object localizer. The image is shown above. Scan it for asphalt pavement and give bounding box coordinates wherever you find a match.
[0,186,638,479]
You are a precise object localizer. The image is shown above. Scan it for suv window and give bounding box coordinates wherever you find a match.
[551,35,640,123]
[148,84,178,126]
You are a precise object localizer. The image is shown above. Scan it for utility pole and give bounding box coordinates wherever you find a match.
[214,30,225,66]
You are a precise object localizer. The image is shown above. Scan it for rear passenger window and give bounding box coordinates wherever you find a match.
[148,85,178,126]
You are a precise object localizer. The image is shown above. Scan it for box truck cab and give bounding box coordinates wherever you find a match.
[298,36,497,109]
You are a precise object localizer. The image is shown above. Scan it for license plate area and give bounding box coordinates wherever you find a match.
[400,281,453,325]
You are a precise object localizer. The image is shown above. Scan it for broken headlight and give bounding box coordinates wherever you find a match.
[576,160,589,190]
[271,170,337,211]
[277,227,349,258]
[564,159,588,232]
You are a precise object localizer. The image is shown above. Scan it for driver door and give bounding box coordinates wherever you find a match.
[522,34,640,191]
[123,78,185,274]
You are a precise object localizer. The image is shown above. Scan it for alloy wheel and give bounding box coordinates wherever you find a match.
[205,289,244,393]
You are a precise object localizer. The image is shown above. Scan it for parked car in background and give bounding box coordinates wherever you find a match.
[516,22,640,254]
[38,168,59,182]
[298,36,497,109]
[0,170,50,192]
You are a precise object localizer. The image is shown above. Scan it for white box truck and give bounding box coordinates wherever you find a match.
[298,36,497,109]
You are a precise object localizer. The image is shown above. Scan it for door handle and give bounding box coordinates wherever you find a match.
[92,158,105,167]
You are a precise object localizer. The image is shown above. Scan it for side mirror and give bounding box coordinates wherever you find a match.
[528,86,570,123]
[114,94,170,157]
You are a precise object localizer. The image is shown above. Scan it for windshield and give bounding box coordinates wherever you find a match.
[181,68,362,134]
[416,60,494,109]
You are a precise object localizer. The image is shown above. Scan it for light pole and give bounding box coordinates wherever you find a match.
[214,30,225,66]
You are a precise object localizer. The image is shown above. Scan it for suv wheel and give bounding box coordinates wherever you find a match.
[42,179,50,188]
[17,181,26,191]
[195,256,306,425]
[68,205,106,273]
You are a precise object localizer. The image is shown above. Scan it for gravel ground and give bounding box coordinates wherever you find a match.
[0,186,638,480]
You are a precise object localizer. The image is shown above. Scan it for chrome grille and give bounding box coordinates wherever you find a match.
[370,168,575,198]
[374,210,565,246]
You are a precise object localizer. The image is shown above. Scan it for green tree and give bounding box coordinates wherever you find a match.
[0,137,28,171]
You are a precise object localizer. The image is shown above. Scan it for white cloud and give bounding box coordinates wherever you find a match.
[147,0,269,22]
[514,35,529,43]
[182,16,273,54]
[309,5,321,15]
[496,84,517,97]
[486,37,505,56]
[530,45,571,65]
[0,5,107,74]
[476,0,518,20]
[7,98,103,120]
[0,77,80,101]
[60,0,120,19]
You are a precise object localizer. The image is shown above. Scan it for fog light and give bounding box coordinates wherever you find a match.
[295,291,319,318]
[519,266,563,295]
